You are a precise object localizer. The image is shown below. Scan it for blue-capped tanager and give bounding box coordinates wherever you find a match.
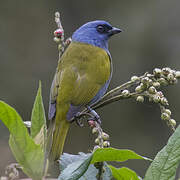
[48,20,121,161]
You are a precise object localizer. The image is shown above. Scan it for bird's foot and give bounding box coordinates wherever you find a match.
[74,112,84,127]
[72,107,101,127]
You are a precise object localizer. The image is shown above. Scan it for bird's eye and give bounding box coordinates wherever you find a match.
[96,24,112,34]
[97,25,105,33]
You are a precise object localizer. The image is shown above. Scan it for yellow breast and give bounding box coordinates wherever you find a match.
[56,42,111,106]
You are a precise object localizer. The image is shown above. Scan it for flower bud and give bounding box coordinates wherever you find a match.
[95,138,100,144]
[172,78,178,84]
[102,132,110,140]
[153,68,162,77]
[88,120,96,127]
[131,76,140,82]
[157,91,164,97]
[135,86,142,93]
[153,95,161,103]
[158,78,168,86]
[148,79,153,85]
[103,141,110,147]
[54,29,63,38]
[169,119,176,127]
[161,113,170,121]
[148,86,157,94]
[167,73,174,81]
[175,71,180,78]
[153,82,160,89]
[92,128,98,134]
[122,89,130,97]
[162,67,171,76]
[141,77,149,84]
[164,109,171,116]
[161,97,169,106]
[136,96,144,103]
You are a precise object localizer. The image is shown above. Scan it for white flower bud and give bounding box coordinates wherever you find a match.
[153,68,162,76]
[172,78,178,84]
[148,79,153,85]
[153,82,160,89]
[164,109,171,116]
[131,76,140,82]
[162,67,171,76]
[169,119,176,127]
[122,89,130,97]
[167,73,174,81]
[136,96,144,103]
[175,71,180,78]
[102,132,110,140]
[153,95,161,103]
[161,97,169,106]
[92,128,98,134]
[135,86,142,93]
[157,91,164,97]
[95,138,100,144]
[141,77,149,84]
[148,86,157,94]
[161,113,170,121]
[103,141,110,147]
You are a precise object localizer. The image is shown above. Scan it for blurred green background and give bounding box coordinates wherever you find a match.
[1,0,180,178]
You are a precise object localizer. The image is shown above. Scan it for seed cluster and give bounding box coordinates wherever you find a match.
[131,67,180,130]
[88,120,110,149]
[119,67,179,130]
[53,12,72,57]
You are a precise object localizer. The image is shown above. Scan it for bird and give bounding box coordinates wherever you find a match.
[48,20,122,162]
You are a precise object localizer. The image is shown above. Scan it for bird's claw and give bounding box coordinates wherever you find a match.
[75,118,84,127]
[72,107,101,126]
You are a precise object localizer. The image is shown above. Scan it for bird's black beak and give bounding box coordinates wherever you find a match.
[108,27,122,36]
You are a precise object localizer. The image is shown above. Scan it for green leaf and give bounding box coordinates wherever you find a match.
[58,148,149,180]
[109,165,140,180]
[31,81,47,149]
[59,153,112,180]
[58,153,93,180]
[0,100,44,180]
[144,125,180,180]
[91,148,150,164]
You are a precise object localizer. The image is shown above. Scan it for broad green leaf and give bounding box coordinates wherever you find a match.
[109,165,140,180]
[58,153,93,180]
[31,81,47,147]
[58,148,149,180]
[144,125,180,180]
[91,148,150,164]
[0,101,44,180]
[59,153,112,180]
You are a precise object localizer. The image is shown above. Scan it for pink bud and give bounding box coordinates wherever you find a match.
[88,120,95,128]
[54,29,63,38]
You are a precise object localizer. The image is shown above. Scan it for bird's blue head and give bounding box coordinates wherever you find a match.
[72,20,122,52]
